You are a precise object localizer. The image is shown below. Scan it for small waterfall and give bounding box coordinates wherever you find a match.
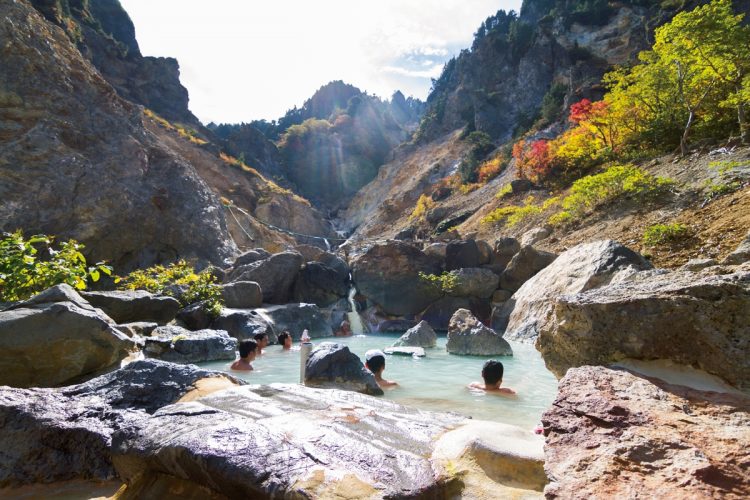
[346,285,365,335]
[324,238,331,251]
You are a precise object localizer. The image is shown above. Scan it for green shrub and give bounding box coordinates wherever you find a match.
[0,231,112,301]
[642,223,690,247]
[119,260,223,317]
[418,271,458,294]
[496,183,513,199]
[481,195,556,227]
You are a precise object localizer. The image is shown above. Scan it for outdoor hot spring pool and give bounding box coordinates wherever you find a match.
[199,334,558,429]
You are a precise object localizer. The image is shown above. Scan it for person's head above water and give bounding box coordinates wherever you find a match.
[253,332,269,348]
[238,339,258,359]
[482,360,504,386]
[277,331,292,348]
[365,349,386,374]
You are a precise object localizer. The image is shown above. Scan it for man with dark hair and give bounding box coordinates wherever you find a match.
[231,339,258,371]
[469,360,515,395]
[277,331,292,350]
[364,349,398,388]
[253,332,269,354]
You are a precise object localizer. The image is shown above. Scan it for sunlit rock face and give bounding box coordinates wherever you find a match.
[0,0,237,270]
[543,366,750,499]
[536,263,750,390]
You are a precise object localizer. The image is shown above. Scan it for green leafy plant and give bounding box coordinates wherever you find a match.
[0,231,112,301]
[119,260,224,317]
[418,271,458,294]
[496,183,513,199]
[642,223,690,247]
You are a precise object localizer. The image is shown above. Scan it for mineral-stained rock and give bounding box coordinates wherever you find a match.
[445,240,481,270]
[211,309,274,341]
[537,266,750,389]
[446,309,512,356]
[0,359,241,487]
[304,343,383,395]
[499,246,557,292]
[420,296,491,331]
[143,326,237,363]
[228,252,303,303]
[262,303,333,340]
[220,281,262,309]
[543,366,750,499]
[723,230,750,265]
[503,240,652,342]
[352,241,442,316]
[392,320,437,348]
[109,384,476,498]
[0,285,136,388]
[81,290,180,325]
[447,267,500,298]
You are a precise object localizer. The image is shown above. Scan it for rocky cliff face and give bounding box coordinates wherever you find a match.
[0,0,237,270]
[29,0,199,125]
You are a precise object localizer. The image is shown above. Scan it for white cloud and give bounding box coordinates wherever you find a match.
[119,0,523,123]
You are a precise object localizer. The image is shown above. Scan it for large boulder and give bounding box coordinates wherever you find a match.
[499,246,557,292]
[420,296,491,331]
[537,266,750,389]
[228,252,303,303]
[543,366,750,499]
[211,309,274,341]
[262,303,333,340]
[294,245,350,276]
[0,359,241,487]
[292,262,349,307]
[352,242,442,316]
[304,343,383,396]
[143,326,237,363]
[231,248,271,268]
[392,320,437,348]
[445,240,480,270]
[447,268,500,298]
[0,285,136,388]
[81,290,180,325]
[446,309,512,356]
[503,241,652,343]
[220,281,262,309]
[487,237,521,273]
[520,227,551,247]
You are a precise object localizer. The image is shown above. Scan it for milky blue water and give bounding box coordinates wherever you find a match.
[199,333,559,429]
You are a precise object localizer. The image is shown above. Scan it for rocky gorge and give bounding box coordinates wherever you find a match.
[1,0,750,498]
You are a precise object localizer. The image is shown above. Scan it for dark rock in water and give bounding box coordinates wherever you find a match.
[111,384,469,498]
[384,346,426,357]
[304,343,383,396]
[543,366,750,499]
[262,303,333,340]
[537,264,750,389]
[143,326,237,363]
[292,262,349,307]
[499,245,557,292]
[377,319,419,333]
[392,320,437,348]
[446,309,512,356]
[504,240,652,343]
[447,268,500,299]
[117,322,158,338]
[319,298,350,331]
[81,290,180,325]
[175,302,213,330]
[211,309,274,341]
[352,241,442,316]
[231,248,271,269]
[228,252,303,304]
[0,285,136,388]
[0,359,241,487]
[420,296,491,331]
[220,281,263,309]
[445,240,480,270]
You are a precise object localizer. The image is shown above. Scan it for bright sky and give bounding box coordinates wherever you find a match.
[119,0,523,124]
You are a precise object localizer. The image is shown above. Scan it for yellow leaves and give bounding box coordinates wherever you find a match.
[409,194,435,221]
